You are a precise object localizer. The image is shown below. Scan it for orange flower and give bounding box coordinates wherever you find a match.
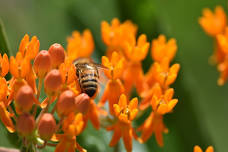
[59,58,77,85]
[199,6,226,36]
[138,112,168,146]
[10,52,30,78]
[123,34,149,62]
[216,27,228,54]
[0,77,8,104]
[146,58,180,89]
[151,35,177,63]
[83,99,100,130]
[62,113,84,136]
[212,40,226,65]
[98,79,125,115]
[101,18,137,47]
[55,134,86,152]
[0,53,9,77]
[194,145,214,152]
[113,94,138,124]
[0,102,15,133]
[139,83,159,110]
[99,52,125,114]
[102,51,125,80]
[67,29,94,61]
[108,94,138,152]
[25,66,37,94]
[55,113,86,152]
[214,26,228,85]
[151,85,178,115]
[123,61,147,95]
[217,59,228,85]
[19,34,40,60]
[7,78,27,106]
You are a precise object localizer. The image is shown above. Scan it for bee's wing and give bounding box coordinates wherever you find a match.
[93,63,109,87]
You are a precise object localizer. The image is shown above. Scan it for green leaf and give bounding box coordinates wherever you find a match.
[0,19,11,56]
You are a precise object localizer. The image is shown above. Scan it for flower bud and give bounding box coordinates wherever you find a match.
[16,113,35,136]
[38,113,56,140]
[75,93,90,114]
[48,43,65,68]
[44,69,62,96]
[15,85,35,112]
[34,50,51,78]
[57,90,76,116]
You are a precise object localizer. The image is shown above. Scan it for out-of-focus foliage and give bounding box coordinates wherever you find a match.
[0,0,227,151]
[0,20,10,55]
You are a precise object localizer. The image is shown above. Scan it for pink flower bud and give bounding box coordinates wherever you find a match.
[57,90,76,116]
[16,113,35,136]
[34,50,51,78]
[15,85,35,112]
[38,113,56,140]
[44,69,62,96]
[48,43,65,68]
[75,93,90,114]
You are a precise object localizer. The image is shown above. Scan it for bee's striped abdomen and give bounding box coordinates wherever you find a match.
[80,73,98,97]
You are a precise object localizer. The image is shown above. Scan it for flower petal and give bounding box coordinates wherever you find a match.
[0,102,15,133]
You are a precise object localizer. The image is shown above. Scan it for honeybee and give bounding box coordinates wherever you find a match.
[74,58,106,98]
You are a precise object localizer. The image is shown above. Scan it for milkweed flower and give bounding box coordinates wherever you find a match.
[140,58,180,110]
[107,94,138,152]
[16,113,35,137]
[34,50,52,78]
[19,34,40,60]
[57,90,76,117]
[55,113,86,152]
[151,34,177,63]
[121,34,149,95]
[0,53,9,77]
[48,43,65,68]
[0,102,15,133]
[101,18,137,48]
[0,18,181,152]
[38,113,56,140]
[150,85,178,115]
[138,112,168,146]
[199,6,228,85]
[194,145,214,152]
[99,51,125,115]
[15,85,39,113]
[67,29,94,61]
[199,6,226,36]
[10,52,30,79]
[83,99,100,130]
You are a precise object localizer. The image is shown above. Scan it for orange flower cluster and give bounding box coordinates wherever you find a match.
[199,6,228,85]
[194,145,214,152]
[100,18,180,150]
[0,18,180,152]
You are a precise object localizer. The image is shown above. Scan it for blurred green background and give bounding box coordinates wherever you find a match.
[0,0,228,151]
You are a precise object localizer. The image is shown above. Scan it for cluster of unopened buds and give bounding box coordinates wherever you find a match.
[0,18,208,152]
[199,6,228,85]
